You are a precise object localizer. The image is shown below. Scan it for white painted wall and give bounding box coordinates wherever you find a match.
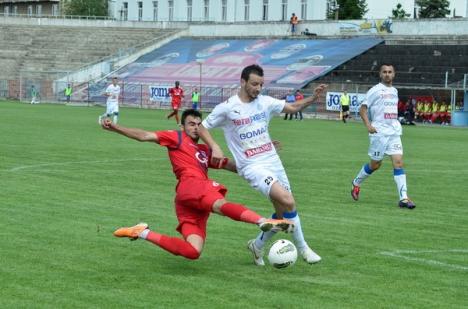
[109,0,467,22]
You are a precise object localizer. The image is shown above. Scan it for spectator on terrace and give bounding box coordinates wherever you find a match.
[290,13,299,35]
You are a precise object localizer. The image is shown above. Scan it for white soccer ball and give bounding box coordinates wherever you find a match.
[268,239,297,269]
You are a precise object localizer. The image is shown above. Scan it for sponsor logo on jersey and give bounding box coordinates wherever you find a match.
[380,93,398,100]
[384,113,398,119]
[245,142,272,158]
[239,126,267,140]
[232,112,266,126]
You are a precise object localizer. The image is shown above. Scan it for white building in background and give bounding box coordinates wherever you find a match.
[107,0,467,22]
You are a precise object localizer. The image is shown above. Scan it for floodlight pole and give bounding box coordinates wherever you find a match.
[196,59,204,109]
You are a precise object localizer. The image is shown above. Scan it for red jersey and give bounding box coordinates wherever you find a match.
[295,92,304,101]
[156,130,214,180]
[169,87,184,105]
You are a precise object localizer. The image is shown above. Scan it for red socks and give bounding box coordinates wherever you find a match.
[219,202,262,224]
[146,231,200,260]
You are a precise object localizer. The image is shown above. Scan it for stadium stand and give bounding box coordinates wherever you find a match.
[315,41,468,87]
[0,24,179,79]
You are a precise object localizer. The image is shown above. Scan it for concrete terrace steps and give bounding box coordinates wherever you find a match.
[0,24,177,79]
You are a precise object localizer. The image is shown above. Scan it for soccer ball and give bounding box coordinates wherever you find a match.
[268,239,297,269]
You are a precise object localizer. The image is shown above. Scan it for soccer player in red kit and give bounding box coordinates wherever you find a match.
[101,109,293,260]
[167,81,184,124]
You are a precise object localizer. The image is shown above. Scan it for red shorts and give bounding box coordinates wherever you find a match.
[171,102,181,110]
[174,178,227,240]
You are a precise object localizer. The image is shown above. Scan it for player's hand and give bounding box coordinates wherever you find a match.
[210,144,225,168]
[314,84,327,98]
[272,140,282,151]
[101,118,113,130]
[367,125,377,134]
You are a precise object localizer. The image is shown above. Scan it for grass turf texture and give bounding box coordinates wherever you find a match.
[1,101,467,308]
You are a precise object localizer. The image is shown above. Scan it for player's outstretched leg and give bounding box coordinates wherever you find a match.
[114,223,201,259]
[216,201,294,233]
[113,223,148,240]
[259,219,294,233]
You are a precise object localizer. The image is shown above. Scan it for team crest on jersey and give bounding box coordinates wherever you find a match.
[195,150,208,167]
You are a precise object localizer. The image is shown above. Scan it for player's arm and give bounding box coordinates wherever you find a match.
[359,105,377,134]
[199,125,224,166]
[283,84,327,113]
[222,158,237,173]
[101,119,159,143]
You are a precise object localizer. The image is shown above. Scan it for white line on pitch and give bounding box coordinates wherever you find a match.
[379,249,468,271]
[5,158,164,172]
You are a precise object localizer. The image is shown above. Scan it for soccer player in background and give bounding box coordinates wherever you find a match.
[101,109,293,260]
[351,64,416,209]
[98,77,120,124]
[199,64,327,266]
[167,81,184,124]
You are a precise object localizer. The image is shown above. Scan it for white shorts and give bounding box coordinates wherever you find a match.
[368,134,403,161]
[106,102,119,115]
[239,163,291,197]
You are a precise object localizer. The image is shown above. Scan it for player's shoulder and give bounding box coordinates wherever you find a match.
[219,95,240,108]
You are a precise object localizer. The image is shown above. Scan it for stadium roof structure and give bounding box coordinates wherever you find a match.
[116,37,383,89]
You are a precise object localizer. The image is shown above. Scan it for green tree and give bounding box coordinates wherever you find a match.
[328,0,369,20]
[416,0,451,18]
[392,3,410,19]
[64,0,107,17]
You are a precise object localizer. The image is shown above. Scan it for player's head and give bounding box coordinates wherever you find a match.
[240,64,264,101]
[112,77,118,85]
[379,63,395,86]
[181,109,202,141]
[175,81,180,87]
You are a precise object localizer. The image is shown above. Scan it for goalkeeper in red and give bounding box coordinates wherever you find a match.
[101,109,293,260]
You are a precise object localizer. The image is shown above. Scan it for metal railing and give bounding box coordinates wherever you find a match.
[0,12,115,20]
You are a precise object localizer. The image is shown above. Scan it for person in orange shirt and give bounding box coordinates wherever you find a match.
[290,13,299,35]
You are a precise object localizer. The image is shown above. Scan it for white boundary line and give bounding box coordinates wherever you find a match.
[378,249,468,271]
[4,158,164,172]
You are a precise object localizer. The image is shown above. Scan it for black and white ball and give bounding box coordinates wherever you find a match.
[268,239,297,269]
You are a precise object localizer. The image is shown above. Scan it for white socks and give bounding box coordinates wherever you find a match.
[393,168,408,200]
[353,163,374,186]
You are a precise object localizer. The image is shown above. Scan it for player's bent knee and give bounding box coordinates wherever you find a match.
[278,195,295,211]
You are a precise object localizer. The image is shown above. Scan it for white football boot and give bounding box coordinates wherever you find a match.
[300,245,321,264]
[247,239,265,266]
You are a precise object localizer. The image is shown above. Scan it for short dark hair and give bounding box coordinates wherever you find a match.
[241,64,264,82]
[181,109,202,125]
[380,63,395,71]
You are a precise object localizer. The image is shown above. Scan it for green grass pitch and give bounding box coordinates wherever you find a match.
[1,101,467,308]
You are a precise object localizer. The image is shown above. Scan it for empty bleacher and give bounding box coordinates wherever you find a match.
[316,43,468,87]
[0,25,179,79]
